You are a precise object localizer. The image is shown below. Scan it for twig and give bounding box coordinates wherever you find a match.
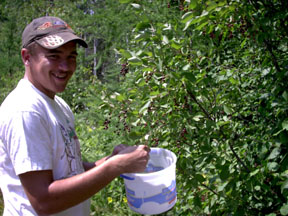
[200,183,218,196]
[187,90,214,121]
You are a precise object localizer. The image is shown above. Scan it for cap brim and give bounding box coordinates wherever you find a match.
[36,31,88,49]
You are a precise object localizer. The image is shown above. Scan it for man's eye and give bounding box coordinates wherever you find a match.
[69,55,77,60]
[48,55,59,59]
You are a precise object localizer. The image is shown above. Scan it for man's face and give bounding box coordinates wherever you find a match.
[27,41,77,99]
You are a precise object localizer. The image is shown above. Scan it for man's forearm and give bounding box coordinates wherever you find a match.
[82,155,111,171]
[20,157,123,215]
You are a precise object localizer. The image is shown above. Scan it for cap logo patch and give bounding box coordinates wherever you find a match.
[41,35,64,48]
[37,21,71,31]
[38,22,53,30]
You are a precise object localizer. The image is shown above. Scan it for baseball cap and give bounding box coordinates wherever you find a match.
[22,16,88,49]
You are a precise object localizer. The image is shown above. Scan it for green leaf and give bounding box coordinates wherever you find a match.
[118,49,132,58]
[280,132,288,144]
[182,64,190,71]
[196,21,209,30]
[195,174,205,183]
[249,169,259,177]
[229,77,238,85]
[280,204,288,215]
[183,12,208,31]
[158,58,163,72]
[219,166,230,181]
[189,0,198,9]
[94,56,103,70]
[207,2,218,12]
[267,148,280,160]
[119,0,132,3]
[193,115,203,121]
[218,182,228,192]
[183,72,196,82]
[193,194,202,207]
[281,179,288,193]
[267,162,279,171]
[181,11,194,23]
[129,131,142,140]
[282,119,288,130]
[139,100,151,114]
[150,91,160,96]
[128,56,143,65]
[135,22,150,31]
[161,140,169,147]
[116,94,125,102]
[162,35,169,45]
[283,91,288,101]
[254,185,261,191]
[131,3,141,9]
[217,121,230,126]
[240,38,247,48]
[171,40,182,50]
[224,105,233,115]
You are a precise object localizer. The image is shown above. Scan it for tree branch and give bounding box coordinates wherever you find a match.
[187,90,214,121]
[201,183,218,196]
[187,90,250,173]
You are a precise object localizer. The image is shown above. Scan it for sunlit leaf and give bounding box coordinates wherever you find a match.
[181,11,194,23]
[282,119,288,131]
[131,3,141,9]
[218,182,228,192]
[162,35,169,45]
[224,105,233,115]
[280,204,288,215]
[128,56,142,65]
[281,179,288,193]
[139,100,151,114]
[193,115,203,121]
[116,94,125,102]
[267,162,279,171]
[118,49,132,58]
[267,148,280,160]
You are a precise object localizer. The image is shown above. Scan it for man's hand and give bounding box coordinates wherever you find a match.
[110,144,129,157]
[110,145,150,173]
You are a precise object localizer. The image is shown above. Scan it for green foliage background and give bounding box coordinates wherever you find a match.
[1,0,288,215]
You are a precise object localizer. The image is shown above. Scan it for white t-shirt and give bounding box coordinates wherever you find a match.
[0,79,90,216]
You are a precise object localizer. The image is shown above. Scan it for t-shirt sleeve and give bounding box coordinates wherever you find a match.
[6,111,53,175]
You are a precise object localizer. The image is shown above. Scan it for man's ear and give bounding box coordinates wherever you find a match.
[21,48,31,66]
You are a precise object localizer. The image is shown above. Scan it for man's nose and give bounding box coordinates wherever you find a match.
[59,60,69,71]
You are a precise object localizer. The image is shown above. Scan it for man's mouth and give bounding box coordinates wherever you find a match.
[53,73,67,79]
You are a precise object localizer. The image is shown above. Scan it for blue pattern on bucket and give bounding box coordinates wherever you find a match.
[126,187,135,196]
[125,180,177,209]
[120,174,135,180]
[144,163,164,173]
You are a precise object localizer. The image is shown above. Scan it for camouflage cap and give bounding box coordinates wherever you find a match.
[22,16,88,49]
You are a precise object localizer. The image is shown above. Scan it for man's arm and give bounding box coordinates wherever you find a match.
[19,145,150,215]
[82,144,129,171]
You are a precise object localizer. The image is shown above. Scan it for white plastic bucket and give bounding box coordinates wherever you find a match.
[121,148,177,215]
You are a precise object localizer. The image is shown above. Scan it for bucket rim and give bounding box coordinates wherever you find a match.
[122,147,177,178]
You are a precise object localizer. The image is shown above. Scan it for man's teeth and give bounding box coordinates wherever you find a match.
[55,74,66,78]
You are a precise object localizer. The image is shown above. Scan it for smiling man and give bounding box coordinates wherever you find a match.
[0,16,150,216]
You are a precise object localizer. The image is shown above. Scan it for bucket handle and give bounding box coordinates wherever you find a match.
[120,174,135,180]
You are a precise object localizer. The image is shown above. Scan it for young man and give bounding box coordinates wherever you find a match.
[0,16,150,216]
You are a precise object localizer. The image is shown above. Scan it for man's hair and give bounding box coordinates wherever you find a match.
[25,42,38,56]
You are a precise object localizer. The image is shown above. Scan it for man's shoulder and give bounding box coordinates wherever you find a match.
[0,79,49,115]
